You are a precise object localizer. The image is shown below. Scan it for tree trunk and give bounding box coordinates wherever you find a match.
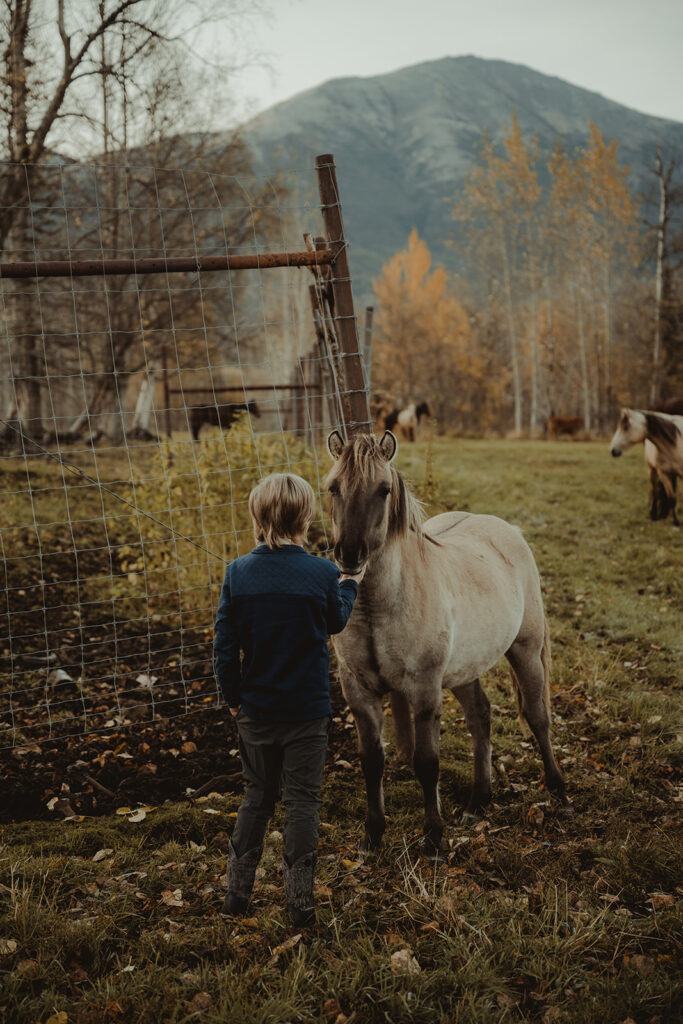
[500,227,522,433]
[650,149,670,407]
[574,284,591,431]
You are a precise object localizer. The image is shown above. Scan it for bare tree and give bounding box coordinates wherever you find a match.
[0,0,271,443]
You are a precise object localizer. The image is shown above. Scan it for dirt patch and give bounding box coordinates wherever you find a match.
[0,682,356,823]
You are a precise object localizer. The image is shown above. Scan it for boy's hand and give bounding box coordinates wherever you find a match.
[230,706,240,718]
[340,566,366,583]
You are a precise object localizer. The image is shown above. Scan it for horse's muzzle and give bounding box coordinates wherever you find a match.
[333,539,367,576]
[610,448,622,457]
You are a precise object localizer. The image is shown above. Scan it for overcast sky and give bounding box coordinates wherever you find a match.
[227,0,683,124]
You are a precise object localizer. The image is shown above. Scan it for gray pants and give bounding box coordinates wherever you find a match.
[231,712,329,866]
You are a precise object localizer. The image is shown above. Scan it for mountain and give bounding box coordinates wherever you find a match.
[233,56,683,304]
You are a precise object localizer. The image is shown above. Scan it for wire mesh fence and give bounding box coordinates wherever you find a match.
[0,155,370,749]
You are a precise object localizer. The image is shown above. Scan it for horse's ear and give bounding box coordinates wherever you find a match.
[327,430,345,461]
[379,430,398,462]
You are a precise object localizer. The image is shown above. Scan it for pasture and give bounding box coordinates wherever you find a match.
[0,437,681,1024]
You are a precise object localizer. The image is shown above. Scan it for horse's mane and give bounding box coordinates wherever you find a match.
[327,434,435,546]
[644,410,681,447]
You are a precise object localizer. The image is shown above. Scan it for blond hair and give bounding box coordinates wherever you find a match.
[248,473,316,549]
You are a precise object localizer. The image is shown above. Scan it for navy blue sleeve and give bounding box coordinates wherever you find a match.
[325,576,358,635]
[214,566,242,706]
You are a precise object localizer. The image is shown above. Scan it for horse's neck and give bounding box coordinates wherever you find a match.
[362,532,423,611]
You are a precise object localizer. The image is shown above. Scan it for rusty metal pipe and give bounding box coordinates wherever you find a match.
[0,249,335,279]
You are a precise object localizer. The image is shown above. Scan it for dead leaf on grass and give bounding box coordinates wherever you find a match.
[624,953,655,974]
[390,948,421,975]
[649,892,675,909]
[92,848,114,862]
[267,933,302,966]
[159,889,183,908]
[0,938,17,955]
[187,991,213,1014]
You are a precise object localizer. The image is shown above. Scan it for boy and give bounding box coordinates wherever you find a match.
[214,472,362,926]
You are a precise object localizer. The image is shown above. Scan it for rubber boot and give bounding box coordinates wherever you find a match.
[282,852,317,927]
[222,842,261,916]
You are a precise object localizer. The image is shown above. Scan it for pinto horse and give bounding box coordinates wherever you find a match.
[610,407,683,526]
[326,430,567,853]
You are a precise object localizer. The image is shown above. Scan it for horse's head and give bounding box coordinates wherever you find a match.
[325,430,405,574]
[610,408,645,456]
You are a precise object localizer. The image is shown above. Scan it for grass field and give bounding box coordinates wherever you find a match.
[0,437,681,1024]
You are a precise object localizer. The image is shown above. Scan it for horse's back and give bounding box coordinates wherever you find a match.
[425,511,540,588]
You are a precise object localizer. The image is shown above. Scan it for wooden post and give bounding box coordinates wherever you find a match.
[161,343,172,439]
[363,305,374,389]
[315,154,371,437]
[308,282,343,429]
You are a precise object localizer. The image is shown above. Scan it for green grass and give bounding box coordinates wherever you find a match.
[0,438,681,1024]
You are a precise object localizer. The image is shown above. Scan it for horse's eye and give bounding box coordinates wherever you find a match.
[378,484,391,498]
[328,484,340,497]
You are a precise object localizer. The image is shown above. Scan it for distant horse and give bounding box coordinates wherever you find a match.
[648,398,683,522]
[610,407,683,526]
[390,401,432,442]
[326,430,567,853]
[547,415,583,439]
[189,400,259,440]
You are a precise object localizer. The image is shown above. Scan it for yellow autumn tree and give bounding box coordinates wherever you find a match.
[453,114,543,433]
[372,230,503,430]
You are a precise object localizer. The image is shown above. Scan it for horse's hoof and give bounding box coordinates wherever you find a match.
[361,835,384,853]
[420,835,444,860]
[558,801,575,818]
[461,810,482,826]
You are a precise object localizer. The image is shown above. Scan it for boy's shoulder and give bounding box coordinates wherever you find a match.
[228,547,339,592]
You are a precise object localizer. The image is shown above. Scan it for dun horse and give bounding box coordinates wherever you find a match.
[610,408,683,526]
[326,430,567,853]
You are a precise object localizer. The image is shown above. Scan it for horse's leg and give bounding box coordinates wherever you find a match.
[451,678,492,819]
[506,641,567,804]
[648,465,660,520]
[348,691,386,850]
[412,692,443,853]
[666,472,679,526]
[390,691,415,765]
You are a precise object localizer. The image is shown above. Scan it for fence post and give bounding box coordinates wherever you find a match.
[363,305,374,389]
[315,154,371,437]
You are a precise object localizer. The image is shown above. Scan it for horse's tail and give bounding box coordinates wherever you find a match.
[509,615,552,731]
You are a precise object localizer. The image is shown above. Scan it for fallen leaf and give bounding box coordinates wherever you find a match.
[92,849,114,862]
[649,892,675,910]
[45,1013,68,1024]
[181,741,197,755]
[128,809,146,823]
[159,889,183,907]
[420,920,440,933]
[390,948,421,975]
[341,859,362,870]
[116,807,132,816]
[188,991,213,1014]
[624,953,654,974]
[323,997,342,1021]
[268,933,302,965]
[527,804,545,826]
[0,938,17,955]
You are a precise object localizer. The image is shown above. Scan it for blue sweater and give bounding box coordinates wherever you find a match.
[214,544,358,722]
